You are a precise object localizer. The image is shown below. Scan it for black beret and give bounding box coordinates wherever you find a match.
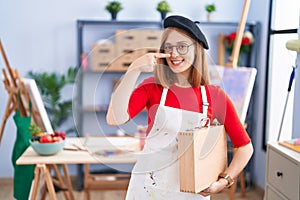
[163,15,209,50]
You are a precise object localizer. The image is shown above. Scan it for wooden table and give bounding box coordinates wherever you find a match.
[16,136,140,200]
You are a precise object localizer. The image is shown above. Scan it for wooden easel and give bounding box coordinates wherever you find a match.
[218,0,251,68]
[0,39,54,143]
[0,40,75,200]
[0,39,31,144]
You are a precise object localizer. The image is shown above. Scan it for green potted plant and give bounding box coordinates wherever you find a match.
[156,1,172,20]
[105,1,123,20]
[27,67,77,134]
[205,3,216,21]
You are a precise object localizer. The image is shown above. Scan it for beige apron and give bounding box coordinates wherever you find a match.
[126,86,210,200]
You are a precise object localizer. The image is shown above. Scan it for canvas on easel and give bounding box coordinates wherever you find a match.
[23,78,53,133]
[209,65,257,124]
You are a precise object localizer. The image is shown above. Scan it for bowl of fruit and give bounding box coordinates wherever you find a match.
[29,123,66,156]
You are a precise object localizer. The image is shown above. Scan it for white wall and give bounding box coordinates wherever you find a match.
[247,0,270,189]
[0,0,269,189]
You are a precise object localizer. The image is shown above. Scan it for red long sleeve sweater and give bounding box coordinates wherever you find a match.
[128,76,250,148]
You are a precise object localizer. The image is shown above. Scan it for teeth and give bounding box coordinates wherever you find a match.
[172,60,182,65]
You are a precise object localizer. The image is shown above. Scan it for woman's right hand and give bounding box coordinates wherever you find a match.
[129,53,170,73]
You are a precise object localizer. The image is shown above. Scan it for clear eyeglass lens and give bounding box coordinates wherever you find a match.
[163,44,190,55]
[177,45,187,54]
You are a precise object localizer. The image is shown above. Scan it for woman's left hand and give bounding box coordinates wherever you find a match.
[198,178,228,197]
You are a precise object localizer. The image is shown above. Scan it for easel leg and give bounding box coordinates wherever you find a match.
[39,164,75,200]
[51,164,69,200]
[0,119,6,143]
[0,94,16,143]
[229,178,237,200]
[41,164,57,200]
[29,165,41,200]
[239,171,246,197]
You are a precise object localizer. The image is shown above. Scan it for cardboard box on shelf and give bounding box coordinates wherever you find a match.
[91,42,116,72]
[115,29,163,56]
[108,49,146,72]
[115,30,141,49]
[90,29,162,72]
[138,30,163,49]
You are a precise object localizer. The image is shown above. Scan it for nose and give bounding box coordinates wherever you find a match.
[170,47,179,56]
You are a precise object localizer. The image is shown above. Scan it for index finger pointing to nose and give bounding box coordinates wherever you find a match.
[154,53,171,58]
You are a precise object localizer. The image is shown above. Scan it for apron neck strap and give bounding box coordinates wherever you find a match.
[201,86,209,117]
[160,88,168,106]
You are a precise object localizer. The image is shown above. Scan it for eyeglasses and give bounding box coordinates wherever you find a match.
[163,43,195,55]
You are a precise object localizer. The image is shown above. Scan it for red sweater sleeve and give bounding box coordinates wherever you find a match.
[128,77,162,134]
[128,85,148,119]
[208,85,251,148]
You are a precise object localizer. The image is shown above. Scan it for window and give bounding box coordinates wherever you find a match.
[264,0,299,147]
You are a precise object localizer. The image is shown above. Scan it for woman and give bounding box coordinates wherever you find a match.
[106,15,253,200]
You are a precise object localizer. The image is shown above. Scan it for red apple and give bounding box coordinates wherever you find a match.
[54,130,66,140]
[52,136,63,143]
[39,134,53,143]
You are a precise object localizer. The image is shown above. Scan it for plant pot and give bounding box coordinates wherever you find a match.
[207,13,213,22]
[111,12,118,20]
[160,12,167,20]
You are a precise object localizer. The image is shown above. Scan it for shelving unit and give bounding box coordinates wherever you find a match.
[74,19,260,190]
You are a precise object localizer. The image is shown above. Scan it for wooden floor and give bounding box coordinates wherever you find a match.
[0,177,264,200]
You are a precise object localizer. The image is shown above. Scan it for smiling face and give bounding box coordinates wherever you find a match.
[154,27,210,88]
[164,30,196,79]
